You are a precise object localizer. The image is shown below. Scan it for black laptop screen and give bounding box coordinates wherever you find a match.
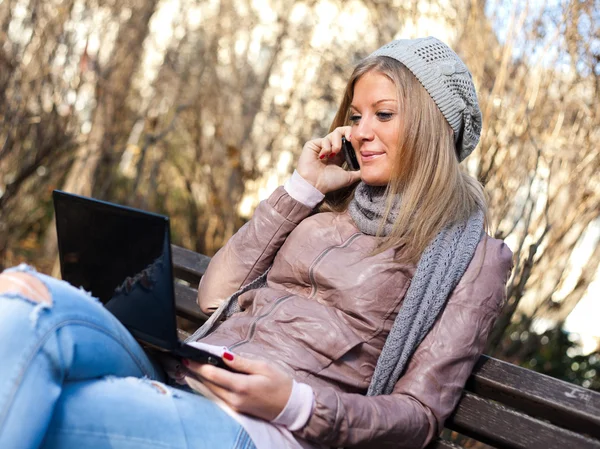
[53,190,179,349]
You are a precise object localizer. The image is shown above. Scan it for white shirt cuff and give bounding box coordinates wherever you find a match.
[283,170,325,208]
[271,380,314,431]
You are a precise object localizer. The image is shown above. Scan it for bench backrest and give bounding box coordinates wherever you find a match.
[171,244,600,449]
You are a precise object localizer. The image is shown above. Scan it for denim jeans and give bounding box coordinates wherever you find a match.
[0,265,256,449]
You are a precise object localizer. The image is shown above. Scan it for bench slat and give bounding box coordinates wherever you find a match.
[467,355,600,439]
[427,439,465,449]
[174,283,209,323]
[447,392,600,449]
[172,245,211,285]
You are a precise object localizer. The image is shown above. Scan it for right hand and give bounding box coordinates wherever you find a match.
[296,126,361,194]
[183,353,294,422]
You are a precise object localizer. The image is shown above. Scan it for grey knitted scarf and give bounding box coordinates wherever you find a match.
[187,182,484,396]
[349,182,484,395]
[347,184,399,236]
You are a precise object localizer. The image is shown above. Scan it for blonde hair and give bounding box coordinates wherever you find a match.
[323,56,489,264]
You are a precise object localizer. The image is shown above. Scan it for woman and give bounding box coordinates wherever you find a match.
[0,37,512,449]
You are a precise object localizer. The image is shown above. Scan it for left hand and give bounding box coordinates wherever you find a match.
[183,353,293,421]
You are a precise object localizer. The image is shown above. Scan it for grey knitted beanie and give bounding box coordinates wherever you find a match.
[368,37,482,162]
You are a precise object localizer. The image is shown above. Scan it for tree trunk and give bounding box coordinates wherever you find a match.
[62,0,158,197]
[44,0,159,261]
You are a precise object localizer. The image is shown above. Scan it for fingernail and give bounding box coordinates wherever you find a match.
[348,134,352,139]
[223,352,234,361]
[319,154,326,160]
[182,359,190,367]
[329,153,335,159]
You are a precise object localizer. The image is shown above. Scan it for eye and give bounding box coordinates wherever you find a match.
[376,112,395,121]
[349,114,361,124]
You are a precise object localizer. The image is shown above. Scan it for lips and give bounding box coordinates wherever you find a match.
[360,151,385,162]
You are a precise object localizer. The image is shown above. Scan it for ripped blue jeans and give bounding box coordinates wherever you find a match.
[0,265,255,449]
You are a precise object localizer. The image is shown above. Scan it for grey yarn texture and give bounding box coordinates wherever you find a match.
[347,183,399,237]
[348,183,484,395]
[369,36,482,162]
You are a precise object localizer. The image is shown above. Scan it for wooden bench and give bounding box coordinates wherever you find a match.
[171,244,600,449]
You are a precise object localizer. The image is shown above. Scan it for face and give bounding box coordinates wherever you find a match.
[349,71,401,186]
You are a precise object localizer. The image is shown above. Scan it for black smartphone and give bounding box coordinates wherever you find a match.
[342,137,360,171]
[175,344,236,371]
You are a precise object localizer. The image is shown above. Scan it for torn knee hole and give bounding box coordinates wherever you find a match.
[0,272,52,304]
[149,381,168,395]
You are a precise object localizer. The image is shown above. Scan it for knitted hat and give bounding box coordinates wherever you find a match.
[368,37,482,162]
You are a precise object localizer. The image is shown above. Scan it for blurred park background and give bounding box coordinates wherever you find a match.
[0,0,598,405]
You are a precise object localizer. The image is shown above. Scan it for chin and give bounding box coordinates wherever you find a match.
[360,172,390,187]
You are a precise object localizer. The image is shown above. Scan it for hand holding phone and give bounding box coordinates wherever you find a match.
[183,351,294,421]
[342,137,360,171]
[297,127,361,194]
[179,341,238,372]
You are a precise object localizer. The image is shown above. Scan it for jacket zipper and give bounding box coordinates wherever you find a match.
[228,294,293,350]
[228,232,362,350]
[307,233,362,299]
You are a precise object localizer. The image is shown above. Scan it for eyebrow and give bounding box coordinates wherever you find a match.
[349,99,397,109]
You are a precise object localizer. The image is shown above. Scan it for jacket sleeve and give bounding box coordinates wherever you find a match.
[197,186,314,315]
[293,238,514,448]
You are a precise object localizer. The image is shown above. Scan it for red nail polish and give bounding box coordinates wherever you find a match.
[329,153,335,159]
[182,359,189,367]
[348,134,352,139]
[223,352,234,361]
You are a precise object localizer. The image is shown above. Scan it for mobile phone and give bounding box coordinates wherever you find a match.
[176,341,238,372]
[176,345,232,371]
[342,137,360,171]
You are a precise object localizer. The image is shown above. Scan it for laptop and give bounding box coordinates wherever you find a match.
[53,189,231,370]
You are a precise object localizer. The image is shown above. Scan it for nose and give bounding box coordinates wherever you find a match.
[355,115,375,142]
